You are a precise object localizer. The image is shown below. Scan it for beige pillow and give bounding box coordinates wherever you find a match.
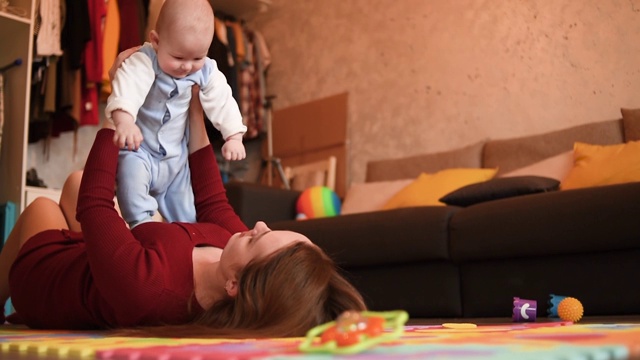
[500,150,574,182]
[341,179,413,215]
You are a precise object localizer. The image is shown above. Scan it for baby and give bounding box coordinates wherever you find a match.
[105,0,246,227]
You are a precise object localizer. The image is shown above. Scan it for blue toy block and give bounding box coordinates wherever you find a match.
[1,201,16,245]
[1,202,17,319]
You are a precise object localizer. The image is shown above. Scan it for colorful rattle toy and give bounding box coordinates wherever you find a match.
[548,294,584,322]
[299,310,409,355]
[296,186,341,220]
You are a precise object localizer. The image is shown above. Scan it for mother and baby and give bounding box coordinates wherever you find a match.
[0,0,365,338]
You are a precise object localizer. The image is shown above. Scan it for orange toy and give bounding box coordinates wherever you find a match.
[557,297,584,322]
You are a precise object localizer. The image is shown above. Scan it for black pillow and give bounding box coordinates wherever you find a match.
[439,176,560,207]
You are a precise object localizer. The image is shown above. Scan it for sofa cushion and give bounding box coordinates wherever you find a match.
[499,150,574,181]
[341,179,413,215]
[382,168,497,209]
[449,182,640,262]
[439,176,560,207]
[270,206,458,267]
[561,141,640,190]
[365,141,485,182]
[621,108,640,141]
[483,119,624,175]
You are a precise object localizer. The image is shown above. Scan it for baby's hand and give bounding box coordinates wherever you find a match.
[113,121,143,151]
[222,139,246,161]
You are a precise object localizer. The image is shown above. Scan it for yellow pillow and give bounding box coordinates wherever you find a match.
[561,141,640,190]
[382,168,498,209]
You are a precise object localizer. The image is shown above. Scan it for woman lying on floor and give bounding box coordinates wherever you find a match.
[0,86,365,337]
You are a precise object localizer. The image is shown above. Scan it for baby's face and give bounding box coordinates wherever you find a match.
[154,30,210,79]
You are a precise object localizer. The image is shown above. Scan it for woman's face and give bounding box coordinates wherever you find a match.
[220,222,312,278]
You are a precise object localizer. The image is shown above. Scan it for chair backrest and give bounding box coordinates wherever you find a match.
[284,156,337,191]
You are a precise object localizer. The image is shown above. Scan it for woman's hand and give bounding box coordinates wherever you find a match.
[104,46,141,131]
[108,46,142,82]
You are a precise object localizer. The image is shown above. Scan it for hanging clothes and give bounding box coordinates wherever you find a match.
[81,0,107,126]
[84,0,105,83]
[206,15,271,140]
[60,0,90,70]
[35,0,63,56]
[54,0,90,131]
[239,31,259,138]
[235,26,270,138]
[101,0,121,100]
[144,0,164,42]
[118,0,145,52]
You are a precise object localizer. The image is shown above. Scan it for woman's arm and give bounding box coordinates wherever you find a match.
[188,86,211,154]
[76,129,166,319]
[188,87,248,233]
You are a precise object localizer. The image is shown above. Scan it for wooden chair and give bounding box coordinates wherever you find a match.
[284,156,337,191]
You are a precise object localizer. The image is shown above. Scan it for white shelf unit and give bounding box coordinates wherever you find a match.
[0,0,35,213]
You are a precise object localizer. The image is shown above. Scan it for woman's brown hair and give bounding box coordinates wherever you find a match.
[124,242,366,338]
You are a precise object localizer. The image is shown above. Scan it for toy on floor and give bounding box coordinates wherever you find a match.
[548,294,584,322]
[296,186,341,220]
[513,297,537,322]
[442,322,477,329]
[299,310,409,355]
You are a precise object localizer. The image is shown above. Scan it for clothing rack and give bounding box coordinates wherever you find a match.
[0,58,22,73]
[256,94,290,188]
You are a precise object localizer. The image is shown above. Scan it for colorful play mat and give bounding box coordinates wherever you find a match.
[1,321,639,359]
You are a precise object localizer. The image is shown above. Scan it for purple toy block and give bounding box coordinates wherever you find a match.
[513,297,537,322]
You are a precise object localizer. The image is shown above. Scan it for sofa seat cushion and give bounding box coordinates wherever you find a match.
[270,206,459,268]
[449,182,640,262]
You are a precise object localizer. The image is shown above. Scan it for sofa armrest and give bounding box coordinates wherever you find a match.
[224,182,301,227]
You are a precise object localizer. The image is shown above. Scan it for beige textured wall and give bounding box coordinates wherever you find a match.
[251,0,640,185]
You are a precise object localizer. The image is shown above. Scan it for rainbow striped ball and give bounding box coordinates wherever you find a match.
[296,186,341,220]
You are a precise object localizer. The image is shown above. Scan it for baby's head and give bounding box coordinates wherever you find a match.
[150,0,215,78]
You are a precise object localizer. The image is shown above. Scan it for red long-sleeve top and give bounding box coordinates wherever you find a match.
[15,129,248,329]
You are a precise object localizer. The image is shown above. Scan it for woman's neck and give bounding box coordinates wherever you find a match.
[192,247,226,309]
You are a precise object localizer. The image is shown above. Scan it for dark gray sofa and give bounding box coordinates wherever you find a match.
[225,113,640,319]
[226,180,640,319]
